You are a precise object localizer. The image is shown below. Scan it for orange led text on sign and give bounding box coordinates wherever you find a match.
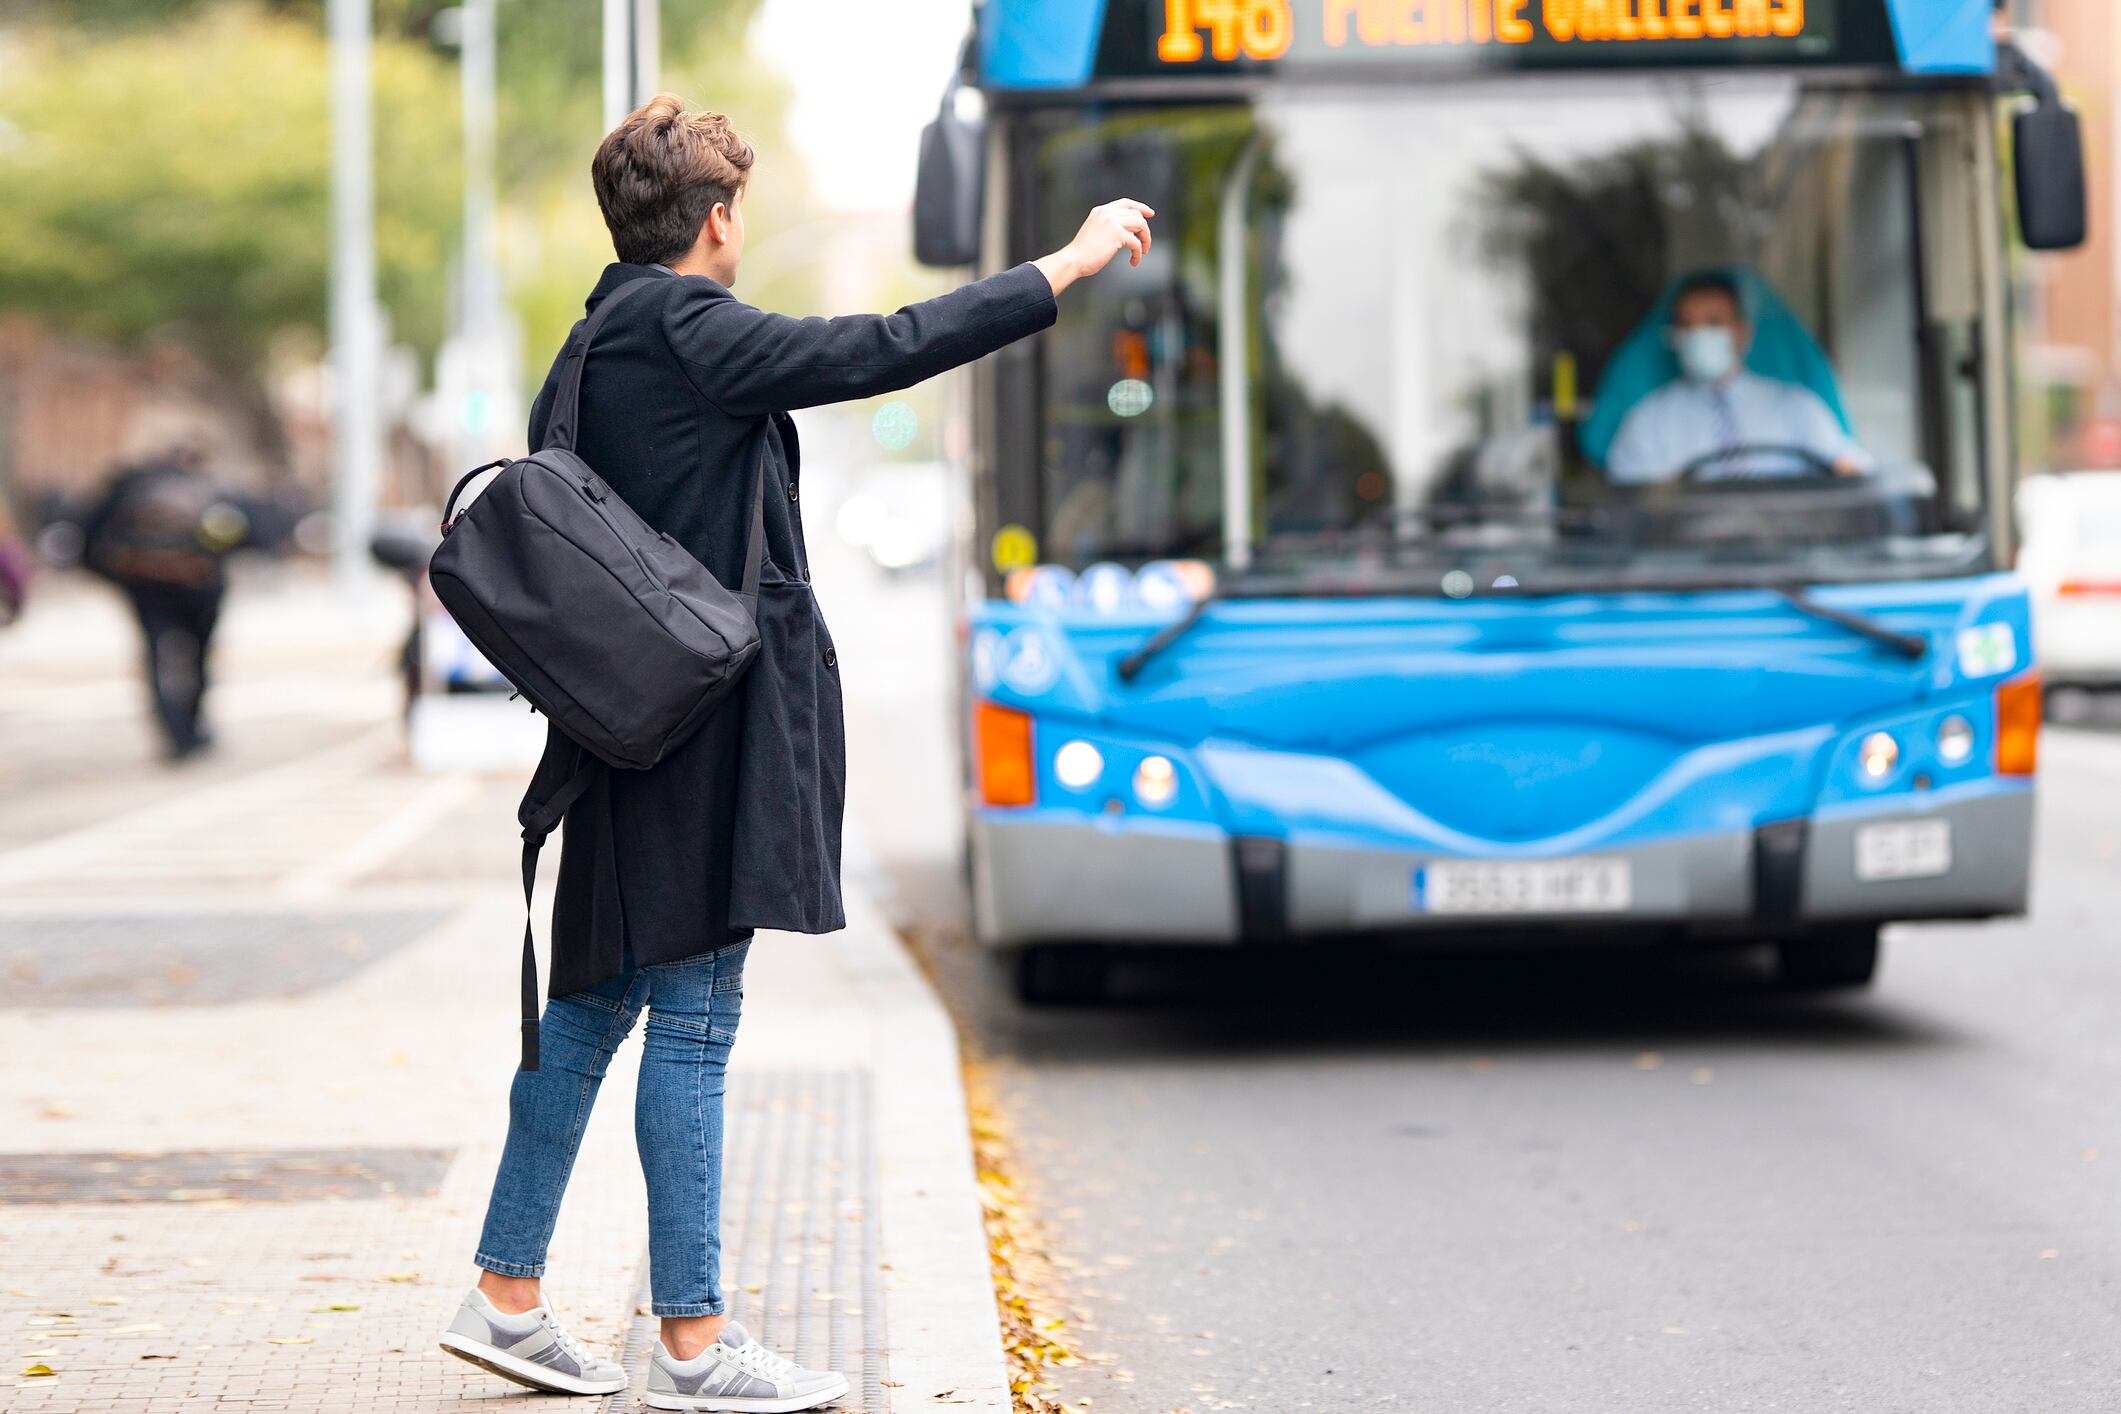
[1323,0,1534,44]
[1542,0,1805,41]
[1161,0,1806,59]
[1159,0,1297,62]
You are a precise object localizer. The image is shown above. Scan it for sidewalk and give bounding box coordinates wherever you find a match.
[0,573,1009,1413]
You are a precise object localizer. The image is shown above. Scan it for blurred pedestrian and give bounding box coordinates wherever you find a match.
[0,500,30,627]
[80,449,247,760]
[438,94,1153,1410]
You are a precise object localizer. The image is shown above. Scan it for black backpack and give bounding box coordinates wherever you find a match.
[428,277,763,1069]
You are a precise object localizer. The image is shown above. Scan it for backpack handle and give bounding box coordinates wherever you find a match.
[440,459,512,531]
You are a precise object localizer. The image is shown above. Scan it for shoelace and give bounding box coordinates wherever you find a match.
[726,1339,798,1382]
[538,1312,597,1369]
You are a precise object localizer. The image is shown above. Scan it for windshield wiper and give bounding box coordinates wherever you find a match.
[1116,592,1219,683]
[1774,588,1928,660]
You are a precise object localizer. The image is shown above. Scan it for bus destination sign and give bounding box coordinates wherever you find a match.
[1131,0,1847,73]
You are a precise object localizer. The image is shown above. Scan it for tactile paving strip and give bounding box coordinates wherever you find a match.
[603,1068,890,1413]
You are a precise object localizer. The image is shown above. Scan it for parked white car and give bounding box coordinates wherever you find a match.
[834,461,948,575]
[2018,470,2121,710]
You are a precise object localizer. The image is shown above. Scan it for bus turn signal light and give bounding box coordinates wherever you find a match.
[975,701,1036,807]
[1995,675,2041,777]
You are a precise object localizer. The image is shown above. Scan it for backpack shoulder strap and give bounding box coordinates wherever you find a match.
[514,752,601,1071]
[541,277,661,453]
[740,446,767,604]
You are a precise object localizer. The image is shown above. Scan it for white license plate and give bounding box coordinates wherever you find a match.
[1854,820,1952,881]
[1414,858,1633,915]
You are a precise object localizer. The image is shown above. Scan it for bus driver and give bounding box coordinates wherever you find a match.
[1605,271,1871,484]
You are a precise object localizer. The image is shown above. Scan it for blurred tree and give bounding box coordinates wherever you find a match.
[0,7,462,386]
[0,0,816,416]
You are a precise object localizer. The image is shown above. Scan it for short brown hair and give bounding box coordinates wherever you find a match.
[591,94,755,266]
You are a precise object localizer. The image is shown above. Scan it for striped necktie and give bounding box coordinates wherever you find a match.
[1709,386,1743,474]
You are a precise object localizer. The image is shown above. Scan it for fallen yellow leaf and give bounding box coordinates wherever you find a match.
[19,1364,56,1377]
[266,1337,314,1346]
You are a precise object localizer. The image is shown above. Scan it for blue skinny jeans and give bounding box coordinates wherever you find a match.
[473,939,748,1316]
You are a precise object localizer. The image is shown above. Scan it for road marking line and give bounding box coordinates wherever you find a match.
[278,774,478,901]
[0,727,397,891]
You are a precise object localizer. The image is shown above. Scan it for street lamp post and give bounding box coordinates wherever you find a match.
[456,0,511,466]
[602,0,660,131]
[328,0,381,594]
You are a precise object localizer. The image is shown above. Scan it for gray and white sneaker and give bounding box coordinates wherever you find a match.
[438,1287,627,1396]
[645,1321,849,1411]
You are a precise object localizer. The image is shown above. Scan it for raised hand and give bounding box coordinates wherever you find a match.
[1033,199,1157,295]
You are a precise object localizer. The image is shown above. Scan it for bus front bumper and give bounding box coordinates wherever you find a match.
[968,787,2032,948]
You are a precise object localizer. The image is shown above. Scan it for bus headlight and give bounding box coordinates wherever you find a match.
[1859,732,1900,779]
[1936,715,1974,765]
[1133,755,1178,807]
[1054,740,1104,790]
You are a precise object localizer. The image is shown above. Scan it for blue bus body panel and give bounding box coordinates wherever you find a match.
[968,574,2033,860]
[979,0,1109,90]
[1883,0,1994,75]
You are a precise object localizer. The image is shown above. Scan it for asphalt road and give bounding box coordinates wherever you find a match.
[819,507,2121,1413]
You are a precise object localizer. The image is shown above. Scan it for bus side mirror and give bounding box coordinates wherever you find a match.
[914,86,984,268]
[2003,43,2088,252]
[2015,102,2087,251]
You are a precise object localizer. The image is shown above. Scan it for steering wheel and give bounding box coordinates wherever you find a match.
[1677,443,1841,482]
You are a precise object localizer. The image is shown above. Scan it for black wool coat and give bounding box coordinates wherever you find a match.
[522,260,1057,997]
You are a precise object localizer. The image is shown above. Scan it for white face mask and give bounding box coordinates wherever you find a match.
[1674,326,1739,385]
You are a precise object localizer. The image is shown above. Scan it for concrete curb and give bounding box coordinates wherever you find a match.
[826,881,1012,1414]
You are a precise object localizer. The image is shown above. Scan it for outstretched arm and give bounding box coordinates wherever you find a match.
[664,200,1156,419]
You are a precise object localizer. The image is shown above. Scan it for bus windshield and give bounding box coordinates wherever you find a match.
[1014,76,1997,592]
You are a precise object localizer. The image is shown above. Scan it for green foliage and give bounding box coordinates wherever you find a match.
[0,0,820,409]
[0,6,463,382]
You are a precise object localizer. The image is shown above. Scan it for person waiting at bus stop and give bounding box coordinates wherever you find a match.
[434,95,1154,1412]
[1605,270,1872,484]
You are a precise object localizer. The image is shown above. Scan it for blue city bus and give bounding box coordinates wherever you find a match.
[913,0,2082,1001]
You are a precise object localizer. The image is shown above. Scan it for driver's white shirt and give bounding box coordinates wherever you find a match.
[1605,370,1869,485]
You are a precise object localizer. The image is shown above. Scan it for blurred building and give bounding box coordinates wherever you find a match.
[0,315,441,527]
[2013,0,2121,469]
[0,318,267,504]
